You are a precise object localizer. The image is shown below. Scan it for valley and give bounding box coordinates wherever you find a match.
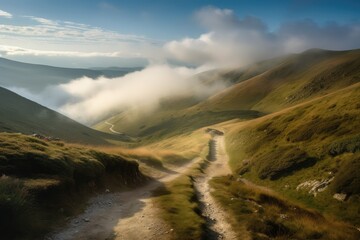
[0,48,359,240]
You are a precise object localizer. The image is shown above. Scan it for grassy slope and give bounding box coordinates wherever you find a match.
[0,132,146,239]
[211,176,360,240]
[191,49,359,113]
[94,49,360,239]
[0,86,129,145]
[222,83,360,226]
[93,54,287,137]
[0,57,139,92]
[94,49,359,144]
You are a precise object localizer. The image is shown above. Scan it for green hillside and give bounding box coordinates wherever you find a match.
[221,83,360,225]
[0,132,146,239]
[192,49,360,113]
[95,49,360,142]
[0,87,129,145]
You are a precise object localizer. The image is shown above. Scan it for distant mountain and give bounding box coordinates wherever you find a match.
[0,57,140,92]
[0,86,129,145]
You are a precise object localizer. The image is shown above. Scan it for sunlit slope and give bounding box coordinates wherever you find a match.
[0,57,140,91]
[0,87,129,145]
[95,49,359,140]
[222,83,360,225]
[193,49,360,113]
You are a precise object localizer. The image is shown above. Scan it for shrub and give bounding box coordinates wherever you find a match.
[331,156,360,195]
[256,146,317,180]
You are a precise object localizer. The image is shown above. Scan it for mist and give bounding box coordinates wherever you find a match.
[4,6,360,125]
[10,64,227,125]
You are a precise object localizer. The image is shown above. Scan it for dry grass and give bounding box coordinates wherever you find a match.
[210,176,360,240]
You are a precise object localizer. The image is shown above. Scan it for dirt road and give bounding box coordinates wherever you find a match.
[104,117,122,134]
[50,132,238,240]
[194,135,238,240]
[49,158,202,240]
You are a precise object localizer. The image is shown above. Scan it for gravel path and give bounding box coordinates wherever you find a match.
[48,158,202,240]
[194,135,238,240]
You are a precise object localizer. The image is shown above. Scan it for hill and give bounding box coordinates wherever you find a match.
[0,87,129,145]
[192,49,359,113]
[217,82,360,226]
[0,132,147,239]
[94,49,360,141]
[0,57,140,92]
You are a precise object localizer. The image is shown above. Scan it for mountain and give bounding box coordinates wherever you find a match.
[0,86,129,145]
[94,49,360,140]
[0,57,140,92]
[94,48,360,228]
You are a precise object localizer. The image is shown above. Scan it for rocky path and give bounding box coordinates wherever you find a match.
[49,158,201,240]
[194,134,238,240]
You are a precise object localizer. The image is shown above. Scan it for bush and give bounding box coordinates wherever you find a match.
[0,176,44,239]
[327,135,360,156]
[256,146,317,180]
[331,156,360,195]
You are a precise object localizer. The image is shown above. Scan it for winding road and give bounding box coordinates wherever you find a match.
[104,117,122,134]
[49,132,237,240]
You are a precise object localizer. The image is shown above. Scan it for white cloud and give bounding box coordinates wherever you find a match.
[11,64,227,124]
[0,9,12,18]
[25,16,58,26]
[0,17,162,66]
[0,45,141,58]
[165,6,360,67]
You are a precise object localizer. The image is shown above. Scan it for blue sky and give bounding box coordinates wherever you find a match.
[0,0,359,67]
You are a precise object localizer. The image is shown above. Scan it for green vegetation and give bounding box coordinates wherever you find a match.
[152,138,210,240]
[193,49,360,113]
[224,83,360,225]
[153,174,205,240]
[0,86,129,145]
[211,176,360,240]
[0,132,146,239]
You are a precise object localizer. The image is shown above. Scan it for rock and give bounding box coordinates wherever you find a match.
[333,193,347,201]
[297,177,334,196]
[83,218,90,222]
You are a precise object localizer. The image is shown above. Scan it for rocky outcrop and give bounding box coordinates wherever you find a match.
[296,177,334,196]
[333,193,347,201]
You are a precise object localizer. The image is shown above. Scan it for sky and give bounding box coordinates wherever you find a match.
[0,0,359,67]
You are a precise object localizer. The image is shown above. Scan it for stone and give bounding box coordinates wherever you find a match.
[333,193,347,201]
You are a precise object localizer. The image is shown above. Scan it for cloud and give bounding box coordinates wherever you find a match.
[165,6,360,67]
[25,16,58,26]
[0,9,12,18]
[0,45,142,58]
[0,16,162,66]
[10,64,226,124]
